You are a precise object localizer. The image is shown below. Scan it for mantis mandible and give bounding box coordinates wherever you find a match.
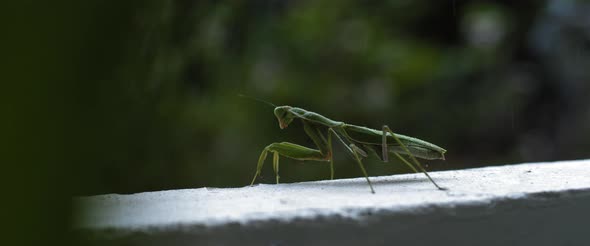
[249,103,447,193]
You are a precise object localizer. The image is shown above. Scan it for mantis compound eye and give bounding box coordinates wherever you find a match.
[278,114,294,129]
[274,106,294,129]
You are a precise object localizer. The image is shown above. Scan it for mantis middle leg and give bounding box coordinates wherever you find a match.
[330,128,375,194]
[304,121,373,192]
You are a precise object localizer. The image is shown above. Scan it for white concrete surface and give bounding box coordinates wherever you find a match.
[74,159,590,245]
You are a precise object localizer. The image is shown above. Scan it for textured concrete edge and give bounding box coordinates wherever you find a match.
[72,186,590,241]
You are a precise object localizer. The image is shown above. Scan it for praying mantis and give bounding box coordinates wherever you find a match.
[249,103,447,193]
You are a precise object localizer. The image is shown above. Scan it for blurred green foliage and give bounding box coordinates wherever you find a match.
[3,1,590,244]
[66,0,590,195]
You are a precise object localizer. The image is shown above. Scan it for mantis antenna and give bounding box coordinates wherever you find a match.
[238,94,276,108]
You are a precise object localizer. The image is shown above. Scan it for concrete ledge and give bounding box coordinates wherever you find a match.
[74,159,590,245]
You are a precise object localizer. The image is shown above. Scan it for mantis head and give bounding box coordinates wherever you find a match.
[274,106,295,129]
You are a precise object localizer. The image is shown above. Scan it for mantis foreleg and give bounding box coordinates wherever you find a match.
[303,120,335,180]
[272,151,280,184]
[250,148,268,185]
[250,142,328,185]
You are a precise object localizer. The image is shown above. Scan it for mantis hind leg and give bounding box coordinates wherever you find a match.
[250,142,328,186]
[382,125,446,190]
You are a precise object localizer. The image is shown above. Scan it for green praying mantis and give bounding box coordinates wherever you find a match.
[248,100,447,193]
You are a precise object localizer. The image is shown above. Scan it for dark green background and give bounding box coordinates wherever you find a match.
[3,0,589,245]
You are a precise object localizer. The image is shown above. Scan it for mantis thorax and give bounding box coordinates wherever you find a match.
[275,106,343,129]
